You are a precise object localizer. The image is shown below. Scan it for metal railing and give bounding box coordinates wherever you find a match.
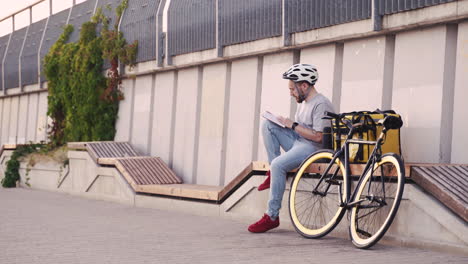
[0,0,459,91]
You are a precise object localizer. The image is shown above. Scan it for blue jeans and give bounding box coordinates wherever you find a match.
[262,120,319,218]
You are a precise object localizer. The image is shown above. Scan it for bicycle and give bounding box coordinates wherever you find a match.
[288,111,405,249]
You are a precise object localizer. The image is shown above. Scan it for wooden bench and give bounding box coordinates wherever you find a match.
[411,164,468,222]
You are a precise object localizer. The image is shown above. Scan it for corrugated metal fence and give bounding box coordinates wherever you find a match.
[121,0,161,63]
[218,0,282,47]
[377,0,456,15]
[167,0,216,57]
[21,19,47,86]
[0,0,458,89]
[39,9,71,82]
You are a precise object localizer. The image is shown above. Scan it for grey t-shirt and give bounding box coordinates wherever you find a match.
[294,93,335,147]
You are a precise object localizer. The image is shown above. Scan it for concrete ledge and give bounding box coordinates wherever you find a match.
[135,194,220,218]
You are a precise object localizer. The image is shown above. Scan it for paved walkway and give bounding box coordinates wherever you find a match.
[0,188,467,264]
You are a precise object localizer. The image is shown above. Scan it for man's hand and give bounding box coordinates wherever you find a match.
[278,116,323,143]
[278,116,294,128]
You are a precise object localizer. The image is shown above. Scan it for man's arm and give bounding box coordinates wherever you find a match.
[293,124,323,143]
[278,117,323,143]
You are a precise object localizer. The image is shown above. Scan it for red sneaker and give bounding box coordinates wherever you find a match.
[257,171,271,191]
[248,214,280,233]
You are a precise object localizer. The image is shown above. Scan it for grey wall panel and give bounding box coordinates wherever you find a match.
[285,0,372,34]
[219,0,282,46]
[168,0,216,56]
[67,0,97,43]
[21,19,47,86]
[0,34,10,90]
[4,28,28,89]
[120,0,160,63]
[378,0,455,15]
[40,9,71,82]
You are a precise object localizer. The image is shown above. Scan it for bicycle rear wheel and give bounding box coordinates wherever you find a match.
[349,153,405,249]
[289,150,347,238]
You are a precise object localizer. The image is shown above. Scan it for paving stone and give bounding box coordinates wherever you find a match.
[0,188,467,264]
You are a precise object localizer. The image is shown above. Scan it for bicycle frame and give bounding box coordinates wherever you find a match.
[313,120,388,208]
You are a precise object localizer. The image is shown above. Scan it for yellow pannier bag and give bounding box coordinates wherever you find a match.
[326,110,402,163]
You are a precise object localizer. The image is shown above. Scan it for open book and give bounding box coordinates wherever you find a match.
[262,111,285,128]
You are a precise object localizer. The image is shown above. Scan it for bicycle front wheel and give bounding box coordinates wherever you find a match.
[349,153,405,249]
[289,150,347,238]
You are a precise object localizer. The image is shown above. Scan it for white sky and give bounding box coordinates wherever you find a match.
[0,0,87,37]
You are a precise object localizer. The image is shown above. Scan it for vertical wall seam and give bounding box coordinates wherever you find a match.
[14,97,20,144]
[5,98,11,143]
[44,93,49,143]
[168,70,178,168]
[146,74,156,155]
[219,61,231,186]
[440,24,458,163]
[332,42,344,112]
[192,66,203,184]
[382,34,395,110]
[252,56,263,161]
[128,78,136,142]
[290,50,300,119]
[0,99,3,144]
[24,94,30,143]
[33,93,40,142]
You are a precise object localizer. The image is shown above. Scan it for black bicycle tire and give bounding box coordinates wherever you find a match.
[349,153,405,249]
[289,149,347,239]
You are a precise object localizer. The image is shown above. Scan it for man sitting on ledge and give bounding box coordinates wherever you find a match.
[248,63,334,233]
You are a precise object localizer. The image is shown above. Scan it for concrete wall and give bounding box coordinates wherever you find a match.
[196,63,228,186]
[451,21,468,164]
[131,75,154,155]
[115,79,135,143]
[172,67,201,183]
[2,14,468,187]
[0,90,46,146]
[341,36,388,112]
[150,71,177,166]
[36,92,48,142]
[257,52,294,162]
[26,93,39,142]
[300,44,342,111]
[224,57,261,184]
[392,26,451,163]
[1,98,11,144]
[17,95,29,144]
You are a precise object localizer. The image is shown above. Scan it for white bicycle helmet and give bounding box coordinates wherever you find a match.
[282,64,319,85]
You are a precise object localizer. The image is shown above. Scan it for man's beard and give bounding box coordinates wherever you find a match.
[294,95,304,103]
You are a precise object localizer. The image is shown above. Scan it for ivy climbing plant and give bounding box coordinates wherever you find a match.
[1,1,137,188]
[1,144,46,188]
[44,0,137,146]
